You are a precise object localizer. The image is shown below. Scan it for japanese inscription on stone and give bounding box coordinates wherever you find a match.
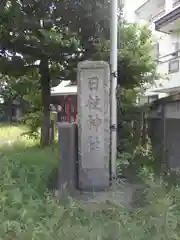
[77,61,110,171]
[87,114,102,132]
[86,136,101,152]
[84,73,102,167]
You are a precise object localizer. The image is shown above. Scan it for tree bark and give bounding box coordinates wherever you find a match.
[7,101,13,123]
[39,57,51,146]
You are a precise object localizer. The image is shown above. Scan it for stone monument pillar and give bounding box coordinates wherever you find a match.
[77,61,110,191]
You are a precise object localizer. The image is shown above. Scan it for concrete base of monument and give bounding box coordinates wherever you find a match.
[77,168,110,192]
[77,182,142,209]
[55,181,143,209]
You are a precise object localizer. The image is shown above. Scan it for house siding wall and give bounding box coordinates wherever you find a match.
[135,0,180,99]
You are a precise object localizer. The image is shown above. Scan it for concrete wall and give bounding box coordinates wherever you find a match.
[165,100,180,118]
[148,118,164,164]
[149,100,180,169]
[166,119,180,169]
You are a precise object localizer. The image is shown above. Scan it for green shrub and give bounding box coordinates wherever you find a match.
[23,110,42,139]
[23,90,43,139]
[117,145,156,182]
[1,141,180,239]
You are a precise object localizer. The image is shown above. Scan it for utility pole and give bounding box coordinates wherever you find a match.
[110,0,118,179]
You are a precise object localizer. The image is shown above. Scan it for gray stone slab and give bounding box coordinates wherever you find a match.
[57,122,78,193]
[77,61,110,191]
[54,182,144,210]
[76,183,142,210]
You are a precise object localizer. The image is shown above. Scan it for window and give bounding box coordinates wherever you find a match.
[169,59,179,73]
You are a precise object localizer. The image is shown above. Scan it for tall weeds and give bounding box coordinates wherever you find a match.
[0,142,180,239]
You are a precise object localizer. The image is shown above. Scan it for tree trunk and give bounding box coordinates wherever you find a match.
[39,57,51,146]
[141,111,147,147]
[7,101,13,123]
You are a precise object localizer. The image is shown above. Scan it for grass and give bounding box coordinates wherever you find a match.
[0,124,180,239]
[0,135,126,239]
[0,123,27,142]
[1,142,59,194]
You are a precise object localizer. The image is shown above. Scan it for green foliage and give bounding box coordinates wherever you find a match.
[0,1,155,87]
[118,24,156,88]
[23,111,42,138]
[0,1,156,146]
[117,144,155,181]
[0,0,112,145]
[117,87,144,152]
[23,89,42,137]
[0,0,110,75]
[0,139,180,239]
[118,88,139,117]
[0,73,37,103]
[94,24,157,89]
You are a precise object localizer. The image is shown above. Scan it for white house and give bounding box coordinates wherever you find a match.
[134,0,180,103]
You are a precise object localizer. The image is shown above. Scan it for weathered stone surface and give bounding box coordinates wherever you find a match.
[77,61,110,191]
[57,123,78,193]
